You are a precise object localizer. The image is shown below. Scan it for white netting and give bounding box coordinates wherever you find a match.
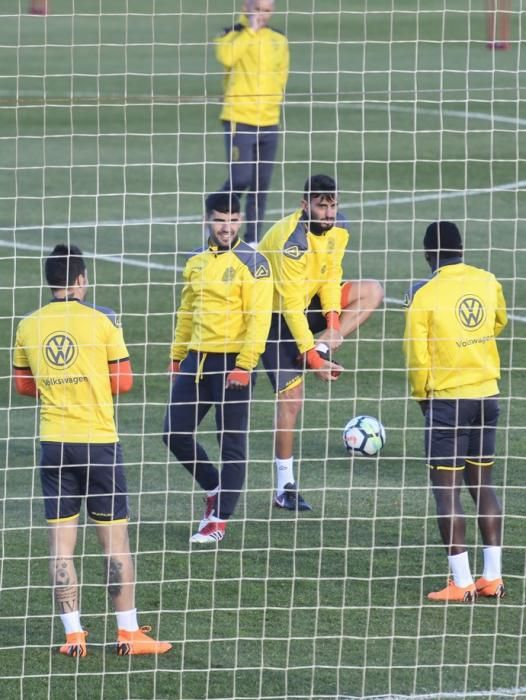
[0,1,524,698]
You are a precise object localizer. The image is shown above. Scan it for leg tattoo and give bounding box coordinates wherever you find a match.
[106,557,123,600]
[53,558,77,613]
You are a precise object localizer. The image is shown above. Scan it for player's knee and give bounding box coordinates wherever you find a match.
[228,167,252,193]
[163,430,190,458]
[278,395,302,422]
[363,279,384,309]
[342,279,384,311]
[372,280,385,307]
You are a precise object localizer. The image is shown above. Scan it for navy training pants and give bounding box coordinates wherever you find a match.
[163,351,251,519]
[221,121,279,243]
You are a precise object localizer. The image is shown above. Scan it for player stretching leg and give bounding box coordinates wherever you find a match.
[259,174,384,510]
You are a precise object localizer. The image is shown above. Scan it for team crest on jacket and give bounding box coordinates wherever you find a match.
[283,244,304,260]
[255,263,270,278]
[456,295,486,331]
[222,267,236,282]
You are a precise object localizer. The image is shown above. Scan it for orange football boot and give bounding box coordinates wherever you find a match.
[475,577,505,598]
[116,626,172,655]
[427,579,477,602]
[59,631,88,657]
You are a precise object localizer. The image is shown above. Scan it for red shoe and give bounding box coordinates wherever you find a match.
[427,579,477,602]
[476,577,505,598]
[116,626,172,655]
[190,519,226,544]
[198,493,217,530]
[486,41,510,50]
[59,631,88,657]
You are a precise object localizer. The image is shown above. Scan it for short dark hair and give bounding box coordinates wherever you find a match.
[45,244,86,290]
[205,191,241,216]
[423,221,463,258]
[303,174,337,201]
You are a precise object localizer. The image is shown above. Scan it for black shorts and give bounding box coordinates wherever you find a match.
[261,305,328,393]
[424,397,500,470]
[40,442,129,523]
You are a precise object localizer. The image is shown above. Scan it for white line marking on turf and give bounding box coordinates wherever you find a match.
[0,238,175,271]
[2,242,525,323]
[342,687,526,699]
[2,178,525,232]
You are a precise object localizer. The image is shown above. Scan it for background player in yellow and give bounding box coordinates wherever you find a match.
[404,222,507,602]
[215,0,289,245]
[259,174,384,510]
[163,192,273,544]
[13,244,171,657]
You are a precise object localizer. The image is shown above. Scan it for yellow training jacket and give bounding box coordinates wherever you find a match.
[171,239,273,371]
[403,261,507,400]
[258,209,350,353]
[13,299,129,443]
[215,14,289,127]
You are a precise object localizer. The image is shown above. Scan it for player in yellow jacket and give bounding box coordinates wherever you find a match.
[163,192,273,543]
[404,221,508,602]
[13,244,171,657]
[259,174,384,510]
[215,0,289,244]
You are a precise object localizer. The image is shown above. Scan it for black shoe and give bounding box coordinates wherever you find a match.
[274,482,312,511]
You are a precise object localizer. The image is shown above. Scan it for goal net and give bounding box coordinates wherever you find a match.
[1,1,524,698]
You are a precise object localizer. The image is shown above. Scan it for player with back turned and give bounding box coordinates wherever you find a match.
[404,222,507,602]
[13,244,171,657]
[258,174,384,510]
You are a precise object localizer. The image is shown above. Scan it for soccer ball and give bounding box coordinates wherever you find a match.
[343,415,386,457]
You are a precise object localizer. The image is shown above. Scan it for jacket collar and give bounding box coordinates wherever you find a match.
[50,295,81,302]
[432,256,463,274]
[208,236,241,254]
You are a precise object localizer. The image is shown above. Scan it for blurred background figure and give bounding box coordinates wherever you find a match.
[215,0,289,246]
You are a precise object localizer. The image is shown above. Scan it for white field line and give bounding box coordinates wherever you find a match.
[1,102,525,321]
[0,238,176,271]
[2,177,526,232]
[1,238,525,324]
[342,687,526,700]
[3,98,526,700]
[1,99,526,233]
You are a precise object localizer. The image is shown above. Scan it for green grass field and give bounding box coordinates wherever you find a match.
[0,1,525,698]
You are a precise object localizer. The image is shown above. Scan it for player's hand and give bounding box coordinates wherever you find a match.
[314,359,343,382]
[226,367,250,389]
[317,328,344,351]
[169,360,180,374]
[305,348,343,381]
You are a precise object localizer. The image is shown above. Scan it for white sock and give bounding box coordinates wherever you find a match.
[482,546,502,580]
[60,610,82,634]
[206,486,219,498]
[276,457,294,494]
[448,551,473,588]
[116,608,139,632]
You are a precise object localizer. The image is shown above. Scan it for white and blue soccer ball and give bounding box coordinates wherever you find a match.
[343,415,386,457]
